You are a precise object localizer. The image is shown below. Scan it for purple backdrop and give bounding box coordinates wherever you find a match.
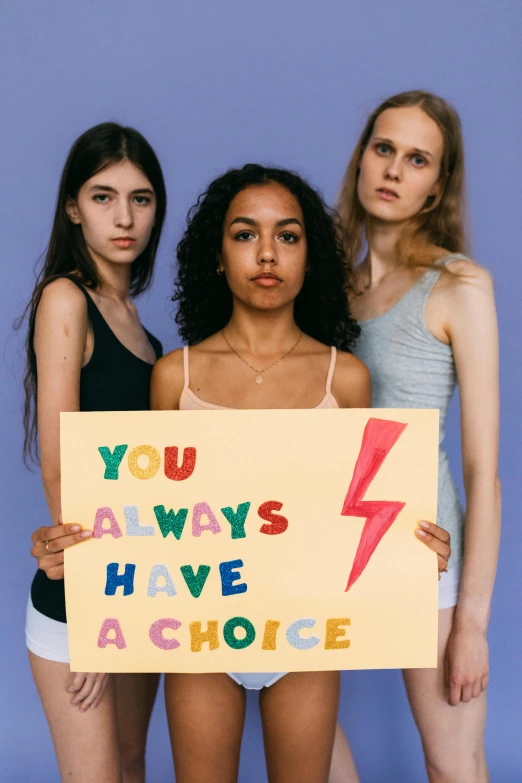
[1,1,520,780]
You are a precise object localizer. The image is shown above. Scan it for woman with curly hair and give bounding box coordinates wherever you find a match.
[152,163,451,783]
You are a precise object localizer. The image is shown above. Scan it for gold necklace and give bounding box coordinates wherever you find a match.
[221,328,302,384]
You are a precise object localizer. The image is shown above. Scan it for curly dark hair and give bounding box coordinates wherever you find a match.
[173,164,360,351]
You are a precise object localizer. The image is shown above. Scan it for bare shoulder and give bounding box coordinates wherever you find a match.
[332,350,372,409]
[151,347,185,386]
[150,348,186,410]
[34,279,89,355]
[335,349,370,379]
[37,277,88,319]
[442,258,494,296]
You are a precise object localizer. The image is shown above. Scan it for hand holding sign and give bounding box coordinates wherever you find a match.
[61,408,439,673]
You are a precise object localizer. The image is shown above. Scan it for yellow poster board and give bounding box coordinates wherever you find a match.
[61,408,439,673]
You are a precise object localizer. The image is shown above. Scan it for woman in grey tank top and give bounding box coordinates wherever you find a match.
[330,92,500,783]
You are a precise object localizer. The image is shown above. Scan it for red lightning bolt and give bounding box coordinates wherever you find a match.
[342,418,407,591]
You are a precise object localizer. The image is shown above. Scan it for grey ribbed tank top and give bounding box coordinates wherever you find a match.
[352,254,466,565]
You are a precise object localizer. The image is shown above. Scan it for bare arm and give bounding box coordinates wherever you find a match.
[31,280,109,709]
[33,278,88,525]
[444,260,501,703]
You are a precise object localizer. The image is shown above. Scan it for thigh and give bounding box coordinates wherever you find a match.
[29,650,120,782]
[260,670,340,783]
[164,672,246,783]
[329,722,360,783]
[402,607,488,783]
[113,673,160,769]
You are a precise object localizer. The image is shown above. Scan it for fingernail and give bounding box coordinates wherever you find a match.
[91,702,98,709]
[415,529,427,538]
[80,531,92,539]
[419,521,430,530]
[67,687,76,693]
[70,525,81,532]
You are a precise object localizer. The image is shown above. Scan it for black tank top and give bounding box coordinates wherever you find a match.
[30,275,163,623]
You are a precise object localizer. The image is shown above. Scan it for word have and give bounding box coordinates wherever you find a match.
[97,615,351,652]
[99,444,196,481]
[93,501,288,540]
[104,560,247,599]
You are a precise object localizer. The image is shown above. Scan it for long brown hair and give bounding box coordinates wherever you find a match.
[337,90,469,269]
[19,122,167,463]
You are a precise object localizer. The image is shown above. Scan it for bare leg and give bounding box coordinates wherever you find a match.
[29,650,121,782]
[329,722,360,783]
[260,671,340,783]
[403,607,488,783]
[164,673,246,783]
[114,673,160,783]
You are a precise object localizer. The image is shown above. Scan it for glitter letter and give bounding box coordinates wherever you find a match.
[149,618,182,650]
[147,564,177,597]
[93,507,123,539]
[286,618,320,650]
[153,505,188,540]
[128,445,161,480]
[104,563,136,596]
[189,620,219,652]
[192,502,222,537]
[180,564,211,598]
[97,618,127,649]
[223,617,256,650]
[258,501,288,535]
[324,618,351,649]
[219,559,247,596]
[164,446,197,481]
[98,445,128,480]
[262,620,281,650]
[124,505,155,536]
[221,502,250,539]
[341,418,407,590]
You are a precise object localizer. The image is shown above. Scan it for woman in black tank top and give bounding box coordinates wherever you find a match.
[22,123,166,782]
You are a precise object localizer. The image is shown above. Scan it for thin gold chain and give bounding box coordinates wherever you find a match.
[221,328,302,382]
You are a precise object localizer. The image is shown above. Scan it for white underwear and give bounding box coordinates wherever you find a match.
[25,596,69,663]
[438,562,462,610]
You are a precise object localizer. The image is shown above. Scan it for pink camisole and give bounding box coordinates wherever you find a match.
[179,344,339,410]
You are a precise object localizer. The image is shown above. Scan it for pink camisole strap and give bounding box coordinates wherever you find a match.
[179,344,339,410]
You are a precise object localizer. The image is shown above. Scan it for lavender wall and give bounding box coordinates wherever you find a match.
[1,1,520,780]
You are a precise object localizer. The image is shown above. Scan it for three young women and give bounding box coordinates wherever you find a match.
[25,97,475,782]
[332,90,500,783]
[24,122,167,782]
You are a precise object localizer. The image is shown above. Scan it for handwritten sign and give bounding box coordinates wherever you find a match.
[61,409,439,672]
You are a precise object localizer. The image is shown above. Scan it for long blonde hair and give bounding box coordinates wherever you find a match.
[337,90,469,268]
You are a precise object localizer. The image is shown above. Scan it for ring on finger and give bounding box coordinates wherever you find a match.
[45,540,50,554]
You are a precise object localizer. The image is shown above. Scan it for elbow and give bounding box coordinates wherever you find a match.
[41,471,61,495]
[462,467,500,495]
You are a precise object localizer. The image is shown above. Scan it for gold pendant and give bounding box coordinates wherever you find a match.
[255,374,263,384]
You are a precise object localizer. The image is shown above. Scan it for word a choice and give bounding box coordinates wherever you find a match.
[97,615,351,653]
